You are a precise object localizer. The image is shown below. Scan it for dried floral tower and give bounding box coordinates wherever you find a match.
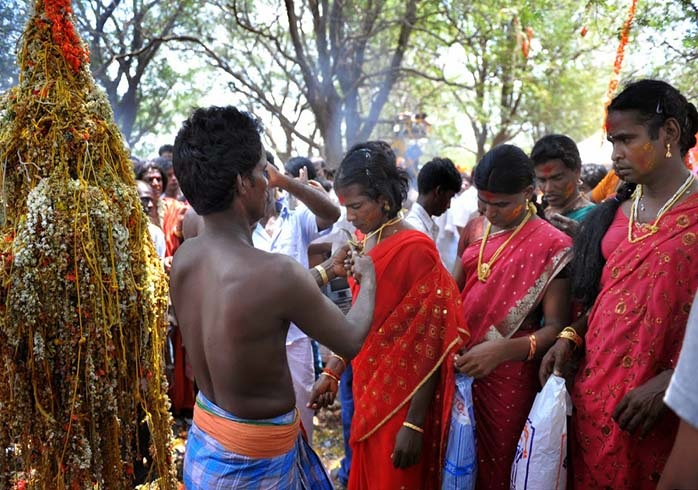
[0,0,175,487]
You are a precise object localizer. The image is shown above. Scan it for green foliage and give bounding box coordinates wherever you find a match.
[631,0,698,99]
[411,0,618,160]
[71,0,202,148]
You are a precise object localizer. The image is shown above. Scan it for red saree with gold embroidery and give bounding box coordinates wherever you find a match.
[348,230,465,490]
[571,194,698,489]
[460,216,572,489]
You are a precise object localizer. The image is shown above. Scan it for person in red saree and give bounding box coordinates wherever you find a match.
[541,79,698,489]
[452,144,572,489]
[311,141,466,489]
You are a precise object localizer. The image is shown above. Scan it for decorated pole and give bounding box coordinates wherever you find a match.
[0,0,175,488]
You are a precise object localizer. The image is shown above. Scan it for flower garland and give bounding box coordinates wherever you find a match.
[0,0,175,488]
[603,0,638,115]
[42,0,90,72]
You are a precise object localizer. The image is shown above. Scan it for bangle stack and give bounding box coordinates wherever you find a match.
[557,326,583,350]
[321,367,340,383]
[402,421,424,434]
[314,264,329,286]
[526,334,537,361]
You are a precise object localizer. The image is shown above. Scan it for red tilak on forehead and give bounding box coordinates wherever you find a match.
[481,191,496,201]
[540,164,554,176]
[338,195,345,205]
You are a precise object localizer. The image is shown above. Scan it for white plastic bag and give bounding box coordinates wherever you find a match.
[442,373,477,490]
[510,375,572,490]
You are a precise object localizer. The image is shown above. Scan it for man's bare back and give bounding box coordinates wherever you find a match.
[171,233,299,419]
[170,107,376,422]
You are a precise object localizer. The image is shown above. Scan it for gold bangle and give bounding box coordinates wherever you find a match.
[330,353,347,370]
[526,333,537,361]
[402,421,424,433]
[557,326,583,349]
[321,370,340,383]
[314,264,329,286]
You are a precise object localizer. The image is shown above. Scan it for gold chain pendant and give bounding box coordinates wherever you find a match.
[478,262,491,282]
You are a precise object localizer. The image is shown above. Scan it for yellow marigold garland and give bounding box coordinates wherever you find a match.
[0,0,175,488]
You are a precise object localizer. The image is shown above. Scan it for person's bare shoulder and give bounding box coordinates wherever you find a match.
[181,208,204,240]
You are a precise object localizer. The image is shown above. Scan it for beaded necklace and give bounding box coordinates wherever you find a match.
[628,173,695,243]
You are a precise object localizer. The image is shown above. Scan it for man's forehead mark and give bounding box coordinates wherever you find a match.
[539,163,555,177]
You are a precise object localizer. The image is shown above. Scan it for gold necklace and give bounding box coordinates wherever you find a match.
[348,212,405,252]
[628,173,695,243]
[477,202,535,282]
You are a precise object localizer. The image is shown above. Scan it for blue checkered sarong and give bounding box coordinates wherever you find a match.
[183,392,333,489]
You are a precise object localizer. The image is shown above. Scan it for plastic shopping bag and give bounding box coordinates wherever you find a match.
[510,375,572,490]
[442,373,477,490]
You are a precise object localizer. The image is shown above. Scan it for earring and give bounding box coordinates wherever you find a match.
[665,143,672,158]
[383,202,390,212]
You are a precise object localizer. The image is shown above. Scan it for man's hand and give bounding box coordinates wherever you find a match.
[328,245,350,278]
[392,426,423,468]
[163,256,174,274]
[612,370,673,437]
[265,162,285,188]
[308,374,338,410]
[548,213,580,236]
[539,338,574,385]
[347,251,374,284]
[297,166,308,185]
[454,340,507,378]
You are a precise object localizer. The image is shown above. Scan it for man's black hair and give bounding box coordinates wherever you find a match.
[530,134,582,172]
[158,144,174,157]
[285,156,317,180]
[173,106,263,215]
[417,157,462,195]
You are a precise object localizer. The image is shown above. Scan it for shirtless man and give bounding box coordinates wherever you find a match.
[170,106,376,488]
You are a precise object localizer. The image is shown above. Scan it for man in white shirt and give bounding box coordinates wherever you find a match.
[252,154,340,443]
[405,157,462,265]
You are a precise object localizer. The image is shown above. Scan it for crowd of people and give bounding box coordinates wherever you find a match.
[133,79,698,489]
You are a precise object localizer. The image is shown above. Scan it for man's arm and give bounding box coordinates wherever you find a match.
[281,253,375,359]
[267,164,340,230]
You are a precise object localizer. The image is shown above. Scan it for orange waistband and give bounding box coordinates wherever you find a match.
[193,404,300,458]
